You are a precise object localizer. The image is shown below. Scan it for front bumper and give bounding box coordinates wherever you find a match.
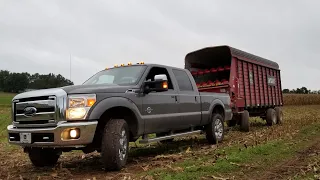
[7,121,98,148]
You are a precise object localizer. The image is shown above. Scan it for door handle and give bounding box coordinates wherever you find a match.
[195,96,197,102]
[171,95,178,102]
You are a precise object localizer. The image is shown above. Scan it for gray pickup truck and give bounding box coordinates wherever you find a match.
[7,63,232,170]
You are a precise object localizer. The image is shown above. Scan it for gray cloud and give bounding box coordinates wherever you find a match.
[0,0,319,90]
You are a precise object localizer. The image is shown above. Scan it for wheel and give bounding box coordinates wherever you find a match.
[156,132,174,143]
[205,113,225,144]
[240,110,250,132]
[266,108,277,126]
[101,119,129,171]
[274,107,283,124]
[28,148,61,167]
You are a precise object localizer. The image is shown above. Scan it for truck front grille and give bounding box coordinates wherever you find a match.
[13,96,57,127]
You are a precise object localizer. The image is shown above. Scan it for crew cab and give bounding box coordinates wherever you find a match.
[7,62,232,170]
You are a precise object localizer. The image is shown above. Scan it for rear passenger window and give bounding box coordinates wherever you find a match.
[172,69,193,91]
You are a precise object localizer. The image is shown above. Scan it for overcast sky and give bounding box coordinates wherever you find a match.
[0,0,319,90]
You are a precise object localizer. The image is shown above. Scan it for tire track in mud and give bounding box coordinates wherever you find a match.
[0,122,274,180]
[59,121,306,179]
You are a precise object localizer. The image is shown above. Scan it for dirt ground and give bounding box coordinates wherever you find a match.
[1,105,320,180]
[230,137,320,180]
[258,138,320,180]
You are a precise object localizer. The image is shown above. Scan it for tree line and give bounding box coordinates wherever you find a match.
[282,87,320,94]
[0,70,74,93]
[1,70,319,95]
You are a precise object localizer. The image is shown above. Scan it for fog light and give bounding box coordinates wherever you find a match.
[61,128,80,140]
[70,129,78,138]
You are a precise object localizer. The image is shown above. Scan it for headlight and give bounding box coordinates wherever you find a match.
[66,94,96,120]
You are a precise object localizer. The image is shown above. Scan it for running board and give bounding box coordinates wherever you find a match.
[139,130,203,144]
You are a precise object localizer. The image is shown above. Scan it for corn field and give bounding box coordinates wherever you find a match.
[283,94,320,105]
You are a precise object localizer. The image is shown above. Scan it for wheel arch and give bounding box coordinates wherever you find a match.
[208,99,225,123]
[88,97,143,144]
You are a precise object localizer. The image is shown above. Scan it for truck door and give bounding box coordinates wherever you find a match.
[172,69,202,129]
[141,66,180,134]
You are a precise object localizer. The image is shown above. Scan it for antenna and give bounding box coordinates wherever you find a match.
[69,53,72,81]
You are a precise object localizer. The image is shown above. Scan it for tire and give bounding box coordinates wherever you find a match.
[266,108,277,126]
[205,113,225,144]
[240,110,250,132]
[156,132,174,143]
[28,148,60,167]
[274,107,283,124]
[101,119,129,171]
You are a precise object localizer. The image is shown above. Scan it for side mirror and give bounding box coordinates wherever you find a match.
[143,74,169,94]
[154,74,167,81]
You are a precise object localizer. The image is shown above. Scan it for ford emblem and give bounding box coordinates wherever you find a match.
[24,107,37,116]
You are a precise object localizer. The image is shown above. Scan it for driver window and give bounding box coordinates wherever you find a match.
[145,67,174,90]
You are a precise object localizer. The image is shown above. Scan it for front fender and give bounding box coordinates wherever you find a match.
[87,97,144,135]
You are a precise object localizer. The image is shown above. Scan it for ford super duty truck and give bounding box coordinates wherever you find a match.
[7,62,232,171]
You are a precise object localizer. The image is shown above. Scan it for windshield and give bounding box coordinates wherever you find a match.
[83,65,146,86]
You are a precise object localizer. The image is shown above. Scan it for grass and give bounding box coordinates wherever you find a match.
[143,123,320,180]
[0,107,11,141]
[0,92,15,107]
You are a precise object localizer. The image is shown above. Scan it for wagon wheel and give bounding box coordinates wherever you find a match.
[240,110,250,132]
[274,107,283,124]
[266,108,277,126]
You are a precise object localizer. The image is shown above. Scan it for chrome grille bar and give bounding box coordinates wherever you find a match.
[11,88,67,128]
[16,112,55,121]
[13,96,57,127]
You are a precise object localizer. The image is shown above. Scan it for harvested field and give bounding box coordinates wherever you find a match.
[0,104,319,180]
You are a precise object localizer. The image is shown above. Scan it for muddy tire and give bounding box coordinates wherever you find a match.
[28,148,60,167]
[205,113,225,144]
[240,110,250,132]
[101,119,129,171]
[266,108,277,126]
[275,107,283,124]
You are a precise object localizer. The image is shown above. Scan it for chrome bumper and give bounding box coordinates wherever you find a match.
[7,121,98,148]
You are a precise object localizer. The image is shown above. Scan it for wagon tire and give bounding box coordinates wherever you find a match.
[101,119,129,171]
[266,108,277,126]
[274,107,283,124]
[28,148,61,167]
[205,113,225,144]
[240,110,250,132]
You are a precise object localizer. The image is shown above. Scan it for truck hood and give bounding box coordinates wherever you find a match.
[61,84,135,94]
[13,84,137,100]
[13,88,66,100]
